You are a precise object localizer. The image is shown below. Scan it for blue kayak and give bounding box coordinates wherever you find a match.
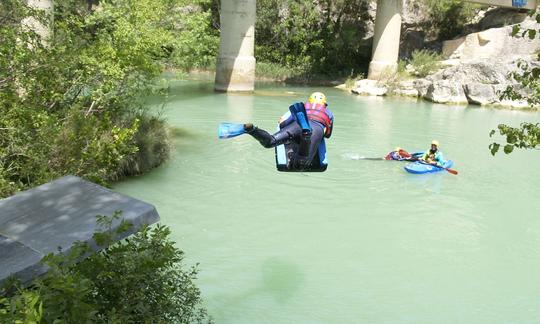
[404,160,454,174]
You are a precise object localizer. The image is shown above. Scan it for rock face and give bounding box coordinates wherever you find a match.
[400,29,425,59]
[351,15,540,109]
[442,18,540,62]
[354,59,537,108]
[392,80,418,97]
[424,80,468,104]
[352,79,388,96]
[411,61,534,107]
[463,83,500,105]
[477,7,529,30]
[418,62,507,105]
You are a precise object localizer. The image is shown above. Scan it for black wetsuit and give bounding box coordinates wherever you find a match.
[248,120,325,167]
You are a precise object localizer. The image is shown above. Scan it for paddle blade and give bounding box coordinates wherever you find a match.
[445,168,458,175]
[218,123,246,139]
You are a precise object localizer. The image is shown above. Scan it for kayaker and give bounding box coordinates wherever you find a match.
[420,140,444,166]
[243,92,334,168]
[385,147,414,161]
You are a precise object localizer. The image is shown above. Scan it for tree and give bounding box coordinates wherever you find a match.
[489,10,540,155]
[254,0,372,78]
[1,0,207,195]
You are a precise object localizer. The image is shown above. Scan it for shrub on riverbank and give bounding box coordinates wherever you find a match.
[414,0,480,40]
[0,221,211,323]
[254,0,372,79]
[408,49,444,77]
[490,11,540,155]
[117,114,171,179]
[171,0,219,71]
[0,0,193,197]
[256,62,309,81]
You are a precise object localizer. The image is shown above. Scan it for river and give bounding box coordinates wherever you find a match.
[115,79,540,323]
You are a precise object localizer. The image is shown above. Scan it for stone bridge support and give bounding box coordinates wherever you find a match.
[368,0,403,80]
[215,0,256,92]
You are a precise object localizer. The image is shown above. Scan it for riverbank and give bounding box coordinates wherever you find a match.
[348,13,540,110]
[175,66,354,87]
[179,67,538,111]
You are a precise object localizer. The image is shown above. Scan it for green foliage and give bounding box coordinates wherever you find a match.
[345,73,365,89]
[171,0,219,70]
[408,49,443,78]
[0,290,43,323]
[0,216,211,323]
[417,0,479,40]
[489,122,540,155]
[501,60,540,106]
[490,11,540,155]
[0,0,187,196]
[256,62,308,81]
[503,11,540,106]
[117,113,171,178]
[51,112,140,185]
[254,0,372,78]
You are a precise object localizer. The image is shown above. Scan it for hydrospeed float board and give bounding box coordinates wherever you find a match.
[275,111,328,172]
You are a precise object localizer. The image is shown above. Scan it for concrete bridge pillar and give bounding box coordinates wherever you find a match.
[368,0,402,80]
[215,0,256,92]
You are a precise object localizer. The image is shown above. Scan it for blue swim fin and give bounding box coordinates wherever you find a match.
[218,122,246,139]
[289,102,311,132]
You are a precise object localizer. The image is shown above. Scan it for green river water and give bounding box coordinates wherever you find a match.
[115,79,540,323]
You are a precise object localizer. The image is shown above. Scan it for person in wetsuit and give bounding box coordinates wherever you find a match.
[420,140,444,166]
[384,147,413,161]
[243,92,334,169]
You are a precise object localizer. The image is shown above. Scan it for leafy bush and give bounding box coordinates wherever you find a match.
[415,0,479,40]
[254,0,372,78]
[501,18,540,106]
[171,0,219,71]
[411,0,481,40]
[344,73,365,89]
[490,122,540,155]
[116,113,171,178]
[0,217,211,323]
[256,62,309,81]
[490,11,540,155]
[0,0,187,196]
[408,49,443,77]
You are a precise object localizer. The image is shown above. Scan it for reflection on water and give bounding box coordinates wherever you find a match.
[115,80,540,323]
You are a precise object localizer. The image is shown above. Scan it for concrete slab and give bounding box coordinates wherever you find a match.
[0,235,46,283]
[0,176,160,283]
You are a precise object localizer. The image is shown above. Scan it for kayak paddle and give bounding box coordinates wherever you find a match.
[353,156,419,161]
[358,151,422,161]
[418,160,458,175]
[218,122,246,139]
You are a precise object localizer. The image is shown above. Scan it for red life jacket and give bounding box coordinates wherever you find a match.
[305,102,332,131]
[385,150,412,160]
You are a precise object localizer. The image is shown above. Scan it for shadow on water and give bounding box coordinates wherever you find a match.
[212,257,304,316]
[166,80,217,103]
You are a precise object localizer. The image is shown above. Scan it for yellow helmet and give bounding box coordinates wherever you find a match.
[431,140,439,147]
[308,92,327,105]
[395,147,402,152]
